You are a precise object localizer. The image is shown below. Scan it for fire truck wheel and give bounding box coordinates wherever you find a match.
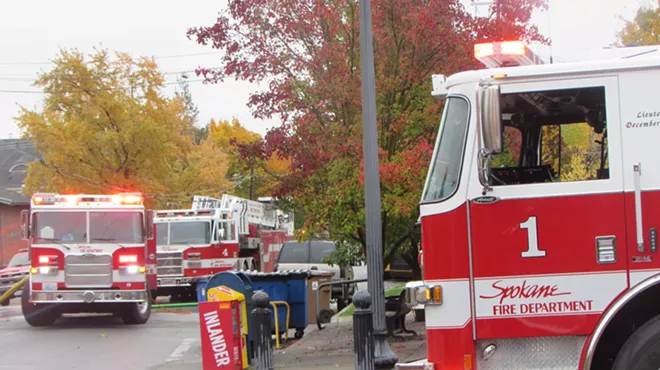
[20,283,57,327]
[612,313,660,370]
[122,294,152,325]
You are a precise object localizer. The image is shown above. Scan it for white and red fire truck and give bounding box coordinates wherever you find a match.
[399,41,660,370]
[19,192,157,327]
[153,194,293,301]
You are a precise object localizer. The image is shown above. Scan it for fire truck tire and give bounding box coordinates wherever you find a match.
[20,283,57,327]
[122,291,152,325]
[612,313,660,370]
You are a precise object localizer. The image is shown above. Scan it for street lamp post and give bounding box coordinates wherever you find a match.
[358,0,398,367]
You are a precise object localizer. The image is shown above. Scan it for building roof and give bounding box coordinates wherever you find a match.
[0,139,39,206]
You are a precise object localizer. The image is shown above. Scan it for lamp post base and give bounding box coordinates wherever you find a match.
[373,330,399,368]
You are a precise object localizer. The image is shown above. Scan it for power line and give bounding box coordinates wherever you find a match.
[0,67,220,80]
[0,51,222,67]
[0,78,213,94]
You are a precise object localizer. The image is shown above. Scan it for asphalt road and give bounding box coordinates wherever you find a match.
[0,300,205,370]
[0,276,407,370]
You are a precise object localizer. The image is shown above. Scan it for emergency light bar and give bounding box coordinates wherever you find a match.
[154,209,215,218]
[32,192,143,206]
[474,41,544,68]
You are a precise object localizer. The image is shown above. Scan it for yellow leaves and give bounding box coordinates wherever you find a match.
[15,47,233,209]
[209,117,261,150]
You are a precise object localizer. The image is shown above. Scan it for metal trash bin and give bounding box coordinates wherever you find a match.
[282,271,310,339]
[247,272,290,336]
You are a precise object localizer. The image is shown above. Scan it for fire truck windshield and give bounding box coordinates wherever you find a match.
[422,97,470,202]
[89,212,144,244]
[156,221,211,245]
[32,211,144,244]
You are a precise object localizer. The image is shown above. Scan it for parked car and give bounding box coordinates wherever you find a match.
[0,251,30,306]
[384,257,415,280]
[274,240,356,311]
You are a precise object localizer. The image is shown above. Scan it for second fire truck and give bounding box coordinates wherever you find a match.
[399,41,660,370]
[153,194,293,301]
[20,192,157,327]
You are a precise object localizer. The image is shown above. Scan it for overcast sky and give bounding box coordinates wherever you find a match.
[0,0,650,139]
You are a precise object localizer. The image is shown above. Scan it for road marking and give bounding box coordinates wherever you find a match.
[166,338,197,363]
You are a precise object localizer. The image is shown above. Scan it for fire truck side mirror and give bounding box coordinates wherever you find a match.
[146,210,154,241]
[20,210,30,240]
[478,84,503,154]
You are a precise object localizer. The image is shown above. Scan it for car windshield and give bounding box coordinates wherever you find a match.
[278,242,310,263]
[90,211,144,243]
[167,222,211,245]
[309,242,336,263]
[33,211,87,244]
[8,253,29,267]
[422,97,470,202]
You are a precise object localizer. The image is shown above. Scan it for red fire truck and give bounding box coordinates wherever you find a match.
[399,41,660,370]
[19,193,157,327]
[153,194,293,301]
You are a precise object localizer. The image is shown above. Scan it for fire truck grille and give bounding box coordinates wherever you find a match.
[157,252,183,276]
[65,255,113,288]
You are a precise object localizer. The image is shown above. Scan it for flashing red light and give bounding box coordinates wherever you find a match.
[33,196,44,205]
[474,40,543,69]
[39,256,49,264]
[119,255,138,263]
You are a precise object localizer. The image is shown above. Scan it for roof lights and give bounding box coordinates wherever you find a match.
[31,193,143,206]
[474,40,544,69]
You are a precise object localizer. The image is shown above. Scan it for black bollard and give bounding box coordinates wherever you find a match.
[252,291,274,370]
[353,290,375,370]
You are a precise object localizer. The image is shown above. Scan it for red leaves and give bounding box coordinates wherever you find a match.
[187,0,549,234]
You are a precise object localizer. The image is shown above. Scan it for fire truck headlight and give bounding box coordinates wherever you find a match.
[35,266,58,276]
[119,265,142,275]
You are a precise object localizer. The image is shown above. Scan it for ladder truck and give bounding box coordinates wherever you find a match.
[153,194,293,301]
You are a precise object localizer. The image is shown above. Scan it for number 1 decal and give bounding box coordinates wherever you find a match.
[520,216,546,258]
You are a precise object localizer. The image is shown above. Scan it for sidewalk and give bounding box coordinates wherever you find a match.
[273,314,427,369]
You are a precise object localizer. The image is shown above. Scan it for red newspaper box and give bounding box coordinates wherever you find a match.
[199,300,244,369]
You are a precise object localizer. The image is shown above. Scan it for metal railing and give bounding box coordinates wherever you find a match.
[315,278,368,330]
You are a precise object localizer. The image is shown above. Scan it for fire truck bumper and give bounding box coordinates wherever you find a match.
[395,360,434,369]
[30,290,147,303]
[156,276,202,287]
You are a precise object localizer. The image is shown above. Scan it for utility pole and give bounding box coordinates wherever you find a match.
[358,0,397,367]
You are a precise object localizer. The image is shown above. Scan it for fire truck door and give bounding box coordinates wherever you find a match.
[467,76,629,340]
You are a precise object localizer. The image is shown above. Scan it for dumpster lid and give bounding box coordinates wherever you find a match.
[244,270,311,279]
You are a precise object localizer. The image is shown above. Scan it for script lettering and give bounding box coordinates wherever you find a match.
[479,280,571,304]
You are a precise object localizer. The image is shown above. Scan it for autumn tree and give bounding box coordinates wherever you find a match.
[188,0,549,271]
[617,1,660,46]
[208,118,290,200]
[16,47,231,208]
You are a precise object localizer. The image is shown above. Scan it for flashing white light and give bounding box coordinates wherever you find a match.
[39,266,50,275]
[126,265,139,274]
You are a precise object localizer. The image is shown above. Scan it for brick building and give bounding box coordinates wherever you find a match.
[0,139,38,266]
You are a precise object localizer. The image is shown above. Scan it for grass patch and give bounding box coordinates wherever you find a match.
[338,284,405,317]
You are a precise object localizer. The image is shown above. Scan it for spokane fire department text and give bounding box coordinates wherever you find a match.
[492,300,594,316]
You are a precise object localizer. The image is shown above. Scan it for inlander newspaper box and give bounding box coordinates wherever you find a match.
[199,286,248,370]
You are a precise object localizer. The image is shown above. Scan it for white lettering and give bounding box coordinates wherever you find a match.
[204,311,231,366]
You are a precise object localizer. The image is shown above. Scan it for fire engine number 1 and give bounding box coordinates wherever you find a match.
[520,216,546,258]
